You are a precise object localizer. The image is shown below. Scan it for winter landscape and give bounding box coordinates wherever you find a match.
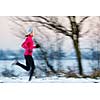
[1,1,100,100]
[0,16,100,83]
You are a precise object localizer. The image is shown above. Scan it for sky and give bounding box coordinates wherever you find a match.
[0,16,22,50]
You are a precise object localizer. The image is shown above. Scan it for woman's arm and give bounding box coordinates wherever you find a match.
[21,38,28,49]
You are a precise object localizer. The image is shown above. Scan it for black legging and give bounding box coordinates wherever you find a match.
[16,55,35,81]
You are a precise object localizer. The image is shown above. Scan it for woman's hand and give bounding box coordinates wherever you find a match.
[36,44,40,48]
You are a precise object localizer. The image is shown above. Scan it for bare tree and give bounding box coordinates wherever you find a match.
[33,16,89,75]
[67,16,86,75]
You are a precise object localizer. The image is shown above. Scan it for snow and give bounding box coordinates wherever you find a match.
[1,76,100,83]
[0,83,100,100]
[0,60,100,83]
[0,54,99,100]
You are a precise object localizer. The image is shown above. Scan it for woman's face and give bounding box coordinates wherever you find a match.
[30,32,34,37]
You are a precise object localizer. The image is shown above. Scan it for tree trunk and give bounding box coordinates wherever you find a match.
[72,38,83,75]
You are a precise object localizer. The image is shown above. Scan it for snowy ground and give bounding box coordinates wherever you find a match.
[0,60,100,83]
[0,61,100,100]
[1,76,100,83]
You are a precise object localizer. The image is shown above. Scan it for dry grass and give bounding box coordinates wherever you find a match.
[57,70,80,78]
[90,69,100,78]
[38,67,100,79]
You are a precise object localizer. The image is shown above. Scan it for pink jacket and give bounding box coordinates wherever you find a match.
[21,35,36,56]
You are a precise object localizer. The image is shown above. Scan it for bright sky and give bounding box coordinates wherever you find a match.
[0,16,22,50]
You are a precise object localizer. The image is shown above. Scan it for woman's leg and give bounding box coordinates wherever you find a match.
[16,55,35,81]
[16,62,30,71]
[27,56,35,81]
[16,56,30,71]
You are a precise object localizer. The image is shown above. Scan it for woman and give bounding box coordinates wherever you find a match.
[12,27,39,81]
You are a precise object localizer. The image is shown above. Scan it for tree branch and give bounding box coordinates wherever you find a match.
[33,16,50,22]
[14,16,72,37]
[78,16,89,25]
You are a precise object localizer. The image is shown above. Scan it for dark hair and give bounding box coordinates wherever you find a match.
[25,35,29,37]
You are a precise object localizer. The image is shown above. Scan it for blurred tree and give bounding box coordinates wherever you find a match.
[9,16,90,75]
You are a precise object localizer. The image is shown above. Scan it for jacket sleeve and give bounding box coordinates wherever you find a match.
[32,41,36,49]
[21,38,36,50]
[21,38,28,49]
